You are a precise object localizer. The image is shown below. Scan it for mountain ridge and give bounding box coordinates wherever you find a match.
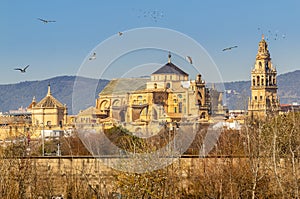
[0,70,299,114]
[0,76,109,114]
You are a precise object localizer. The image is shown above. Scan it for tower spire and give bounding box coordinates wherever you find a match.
[168,51,171,63]
[256,34,270,60]
[248,36,279,119]
[47,83,52,96]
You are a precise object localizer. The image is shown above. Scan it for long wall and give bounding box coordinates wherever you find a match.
[2,156,294,198]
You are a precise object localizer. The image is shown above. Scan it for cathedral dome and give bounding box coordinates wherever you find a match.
[152,52,188,76]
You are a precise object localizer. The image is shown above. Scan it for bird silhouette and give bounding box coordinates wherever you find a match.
[186,56,193,64]
[222,45,238,51]
[257,28,286,42]
[118,32,123,36]
[37,18,56,23]
[89,52,96,60]
[14,65,29,73]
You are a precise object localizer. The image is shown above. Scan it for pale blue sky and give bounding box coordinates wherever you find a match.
[1,0,299,84]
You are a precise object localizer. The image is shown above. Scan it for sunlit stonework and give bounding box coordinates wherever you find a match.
[92,53,213,135]
[248,35,280,119]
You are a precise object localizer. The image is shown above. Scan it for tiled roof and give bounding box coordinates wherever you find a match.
[34,84,65,108]
[152,62,188,76]
[100,78,148,95]
[35,95,64,108]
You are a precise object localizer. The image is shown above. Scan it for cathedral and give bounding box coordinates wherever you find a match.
[248,35,280,119]
[28,84,68,130]
[94,53,211,132]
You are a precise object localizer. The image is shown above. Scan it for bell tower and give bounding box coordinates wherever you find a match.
[248,35,280,119]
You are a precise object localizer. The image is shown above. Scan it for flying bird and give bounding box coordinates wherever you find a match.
[118,32,123,36]
[14,65,29,73]
[89,52,96,60]
[222,45,238,51]
[186,56,193,64]
[257,28,286,42]
[37,18,56,23]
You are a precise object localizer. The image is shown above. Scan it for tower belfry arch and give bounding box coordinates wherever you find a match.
[248,35,280,119]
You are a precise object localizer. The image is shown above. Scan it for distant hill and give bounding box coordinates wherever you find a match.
[0,70,298,114]
[0,76,109,114]
[223,70,300,110]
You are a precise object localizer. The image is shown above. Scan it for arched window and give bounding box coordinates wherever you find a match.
[198,99,202,106]
[100,100,109,111]
[166,83,170,89]
[200,112,206,119]
[261,78,264,86]
[259,62,262,69]
[257,76,260,86]
[252,79,255,86]
[154,83,157,89]
[112,99,120,106]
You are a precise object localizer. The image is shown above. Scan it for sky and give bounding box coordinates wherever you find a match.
[1,0,299,84]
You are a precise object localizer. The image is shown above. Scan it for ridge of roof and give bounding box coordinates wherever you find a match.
[152,62,188,76]
[35,95,64,108]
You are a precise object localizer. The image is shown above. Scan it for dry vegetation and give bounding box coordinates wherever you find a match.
[0,112,299,198]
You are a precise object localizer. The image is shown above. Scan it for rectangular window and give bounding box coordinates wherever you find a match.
[179,102,182,113]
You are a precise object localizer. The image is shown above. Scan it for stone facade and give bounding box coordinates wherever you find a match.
[248,35,280,119]
[29,84,68,130]
[94,53,211,132]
